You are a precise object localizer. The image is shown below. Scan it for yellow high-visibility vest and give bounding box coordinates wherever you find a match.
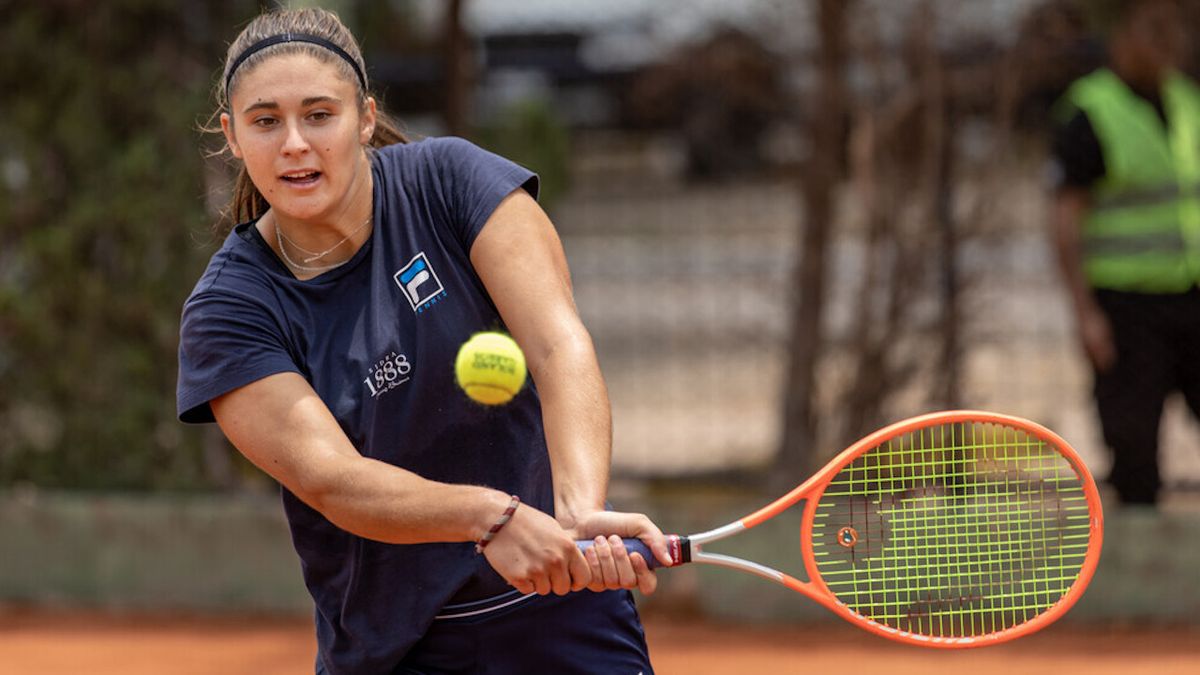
[1058,68,1200,292]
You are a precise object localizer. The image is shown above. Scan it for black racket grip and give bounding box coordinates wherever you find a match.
[575,535,688,569]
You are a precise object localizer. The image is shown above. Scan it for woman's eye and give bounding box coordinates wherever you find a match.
[252,117,278,128]
[309,111,331,122]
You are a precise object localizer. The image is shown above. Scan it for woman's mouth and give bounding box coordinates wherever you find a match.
[280,170,322,186]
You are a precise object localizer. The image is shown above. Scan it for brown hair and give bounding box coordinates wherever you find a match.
[212,7,408,224]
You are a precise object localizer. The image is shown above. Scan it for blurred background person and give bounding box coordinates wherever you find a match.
[1049,0,1200,506]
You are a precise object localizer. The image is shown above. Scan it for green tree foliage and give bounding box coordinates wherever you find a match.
[476,98,572,211]
[0,2,260,489]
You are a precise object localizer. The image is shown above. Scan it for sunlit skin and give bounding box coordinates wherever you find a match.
[220,53,377,269]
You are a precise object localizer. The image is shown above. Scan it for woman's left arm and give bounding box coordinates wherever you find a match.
[470,188,671,593]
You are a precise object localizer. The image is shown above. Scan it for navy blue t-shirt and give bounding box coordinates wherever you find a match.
[177,138,551,674]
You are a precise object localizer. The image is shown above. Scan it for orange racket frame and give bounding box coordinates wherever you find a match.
[603,410,1104,648]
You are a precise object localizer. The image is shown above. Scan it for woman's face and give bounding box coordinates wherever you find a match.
[221,53,376,223]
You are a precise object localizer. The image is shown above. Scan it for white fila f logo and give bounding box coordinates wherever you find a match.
[394,252,446,312]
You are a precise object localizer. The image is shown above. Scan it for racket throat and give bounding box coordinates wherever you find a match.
[680,523,791,585]
[667,534,692,565]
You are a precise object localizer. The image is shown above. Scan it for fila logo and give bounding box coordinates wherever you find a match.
[394,252,447,313]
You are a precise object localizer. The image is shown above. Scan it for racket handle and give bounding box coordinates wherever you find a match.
[575,535,688,569]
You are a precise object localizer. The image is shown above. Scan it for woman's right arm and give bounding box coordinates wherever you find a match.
[211,371,591,595]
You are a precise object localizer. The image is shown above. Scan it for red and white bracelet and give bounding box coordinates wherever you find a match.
[475,495,520,553]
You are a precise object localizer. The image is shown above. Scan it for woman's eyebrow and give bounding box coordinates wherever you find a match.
[240,96,342,114]
[302,96,342,107]
[242,100,279,114]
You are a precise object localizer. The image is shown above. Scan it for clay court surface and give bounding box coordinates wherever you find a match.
[1,610,1197,674]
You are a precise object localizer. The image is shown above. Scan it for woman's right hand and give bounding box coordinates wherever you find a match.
[481,498,592,596]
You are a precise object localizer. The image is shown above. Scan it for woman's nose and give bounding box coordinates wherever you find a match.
[281,119,310,155]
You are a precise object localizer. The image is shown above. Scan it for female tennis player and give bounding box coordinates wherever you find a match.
[176,8,669,674]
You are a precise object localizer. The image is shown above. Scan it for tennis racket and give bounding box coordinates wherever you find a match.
[580,410,1103,648]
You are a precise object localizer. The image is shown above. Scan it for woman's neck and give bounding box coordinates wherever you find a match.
[262,158,374,276]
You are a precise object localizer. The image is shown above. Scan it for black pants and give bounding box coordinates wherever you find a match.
[1094,287,1200,504]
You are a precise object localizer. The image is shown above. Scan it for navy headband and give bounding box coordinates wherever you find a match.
[225,33,367,98]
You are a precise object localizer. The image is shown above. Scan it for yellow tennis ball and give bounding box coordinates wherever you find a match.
[455,332,527,405]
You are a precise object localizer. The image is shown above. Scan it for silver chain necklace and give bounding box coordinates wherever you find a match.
[277,215,372,263]
[275,216,371,274]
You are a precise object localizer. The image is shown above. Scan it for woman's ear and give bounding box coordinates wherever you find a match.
[360,97,377,144]
[220,112,243,159]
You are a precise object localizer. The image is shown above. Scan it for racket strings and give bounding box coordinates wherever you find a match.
[810,421,1093,639]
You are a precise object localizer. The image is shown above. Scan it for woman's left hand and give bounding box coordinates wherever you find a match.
[566,511,671,595]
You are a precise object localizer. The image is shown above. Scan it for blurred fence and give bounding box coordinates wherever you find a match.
[555,129,1200,493]
[558,136,795,475]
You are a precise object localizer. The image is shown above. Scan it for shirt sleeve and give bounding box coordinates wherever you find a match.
[426,137,540,250]
[1049,109,1106,191]
[176,290,301,424]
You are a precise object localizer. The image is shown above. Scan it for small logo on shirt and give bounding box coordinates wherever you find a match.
[394,252,447,313]
[363,350,412,399]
